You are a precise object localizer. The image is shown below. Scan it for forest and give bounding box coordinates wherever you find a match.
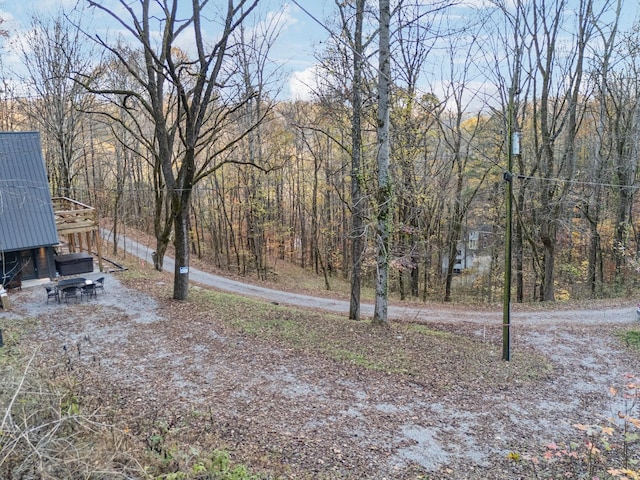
[2,0,640,315]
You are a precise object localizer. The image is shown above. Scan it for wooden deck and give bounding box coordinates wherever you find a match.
[52,197,104,272]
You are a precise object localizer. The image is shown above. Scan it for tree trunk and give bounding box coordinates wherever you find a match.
[373,0,391,326]
[172,188,192,300]
[541,235,555,301]
[515,214,524,303]
[587,223,599,297]
[349,0,365,321]
[153,158,171,271]
[443,171,464,303]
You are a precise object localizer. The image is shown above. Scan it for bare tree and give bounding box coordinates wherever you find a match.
[290,1,377,318]
[582,0,622,296]
[481,0,609,301]
[83,0,263,300]
[19,8,95,198]
[96,47,159,256]
[601,38,640,283]
[0,21,16,131]
[230,10,286,280]
[0,60,21,131]
[527,0,603,301]
[391,1,439,300]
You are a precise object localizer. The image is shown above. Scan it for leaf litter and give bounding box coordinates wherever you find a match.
[3,266,640,479]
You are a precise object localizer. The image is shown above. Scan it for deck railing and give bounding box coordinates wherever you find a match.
[51,197,103,272]
[52,197,99,234]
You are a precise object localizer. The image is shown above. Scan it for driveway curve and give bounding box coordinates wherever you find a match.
[105,230,637,327]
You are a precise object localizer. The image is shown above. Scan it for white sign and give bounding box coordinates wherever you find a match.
[512,132,521,155]
[179,266,189,274]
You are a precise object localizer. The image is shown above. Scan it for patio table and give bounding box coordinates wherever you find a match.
[57,277,86,288]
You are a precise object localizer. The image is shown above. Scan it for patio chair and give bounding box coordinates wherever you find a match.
[95,277,105,294]
[81,283,97,301]
[45,286,59,304]
[61,286,80,304]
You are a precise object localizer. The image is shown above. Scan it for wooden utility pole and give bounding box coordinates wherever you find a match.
[503,87,518,361]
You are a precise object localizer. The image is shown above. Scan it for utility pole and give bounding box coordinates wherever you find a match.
[503,87,519,361]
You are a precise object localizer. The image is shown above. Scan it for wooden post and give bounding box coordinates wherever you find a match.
[1,293,9,310]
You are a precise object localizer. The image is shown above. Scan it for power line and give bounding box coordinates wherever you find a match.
[510,172,640,191]
[288,0,389,83]
[288,1,335,40]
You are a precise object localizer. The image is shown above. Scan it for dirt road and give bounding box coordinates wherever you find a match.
[107,230,636,326]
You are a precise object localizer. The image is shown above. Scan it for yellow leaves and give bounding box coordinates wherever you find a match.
[601,426,615,436]
[573,423,591,432]
[506,451,521,462]
[608,468,640,479]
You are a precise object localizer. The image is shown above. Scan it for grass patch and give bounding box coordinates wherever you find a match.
[0,317,38,369]
[618,329,640,350]
[408,323,456,338]
[187,287,552,389]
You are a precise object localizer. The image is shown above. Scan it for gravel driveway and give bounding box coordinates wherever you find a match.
[109,231,635,326]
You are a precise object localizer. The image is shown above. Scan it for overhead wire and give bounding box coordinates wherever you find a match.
[509,172,640,191]
[288,0,389,82]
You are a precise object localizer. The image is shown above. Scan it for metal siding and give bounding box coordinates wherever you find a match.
[0,132,58,253]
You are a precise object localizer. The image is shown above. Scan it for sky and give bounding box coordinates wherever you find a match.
[0,1,639,103]
[0,0,333,101]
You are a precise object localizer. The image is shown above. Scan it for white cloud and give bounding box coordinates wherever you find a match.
[0,8,15,24]
[288,65,320,101]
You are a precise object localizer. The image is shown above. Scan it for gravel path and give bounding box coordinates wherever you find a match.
[108,230,636,327]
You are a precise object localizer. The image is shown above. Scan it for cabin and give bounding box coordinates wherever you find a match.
[0,132,60,287]
[0,132,103,289]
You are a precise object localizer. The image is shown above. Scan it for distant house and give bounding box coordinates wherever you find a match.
[442,226,494,274]
[0,132,59,286]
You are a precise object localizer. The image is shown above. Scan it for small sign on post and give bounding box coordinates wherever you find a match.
[179,266,189,274]
[512,132,521,155]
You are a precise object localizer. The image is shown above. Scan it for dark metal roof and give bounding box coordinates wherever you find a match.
[0,131,59,252]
